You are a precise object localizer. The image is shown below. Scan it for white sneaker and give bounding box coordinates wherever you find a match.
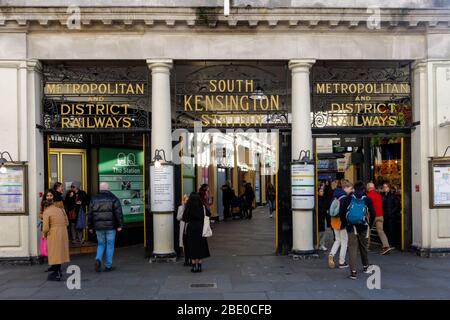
[269,214,273,218]
[319,245,328,251]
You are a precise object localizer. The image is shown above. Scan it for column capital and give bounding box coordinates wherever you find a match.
[288,59,316,72]
[26,59,43,73]
[146,59,173,73]
[412,59,428,73]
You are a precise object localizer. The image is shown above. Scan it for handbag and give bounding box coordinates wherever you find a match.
[202,206,212,238]
[76,207,86,230]
[68,208,77,221]
[39,236,48,257]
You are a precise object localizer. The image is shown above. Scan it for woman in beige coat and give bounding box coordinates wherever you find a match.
[42,190,70,281]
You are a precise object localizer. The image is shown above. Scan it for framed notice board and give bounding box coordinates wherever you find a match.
[291,163,315,210]
[429,158,450,208]
[0,164,28,215]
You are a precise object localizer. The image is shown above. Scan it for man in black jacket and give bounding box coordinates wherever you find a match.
[88,182,124,272]
[339,181,376,280]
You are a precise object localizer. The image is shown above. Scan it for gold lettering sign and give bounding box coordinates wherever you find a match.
[313,82,411,128]
[44,83,145,95]
[182,80,281,127]
[45,82,145,129]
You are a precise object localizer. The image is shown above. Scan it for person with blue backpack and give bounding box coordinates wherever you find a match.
[338,181,376,280]
[327,179,352,269]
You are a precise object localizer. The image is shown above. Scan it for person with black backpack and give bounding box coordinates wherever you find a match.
[338,181,376,280]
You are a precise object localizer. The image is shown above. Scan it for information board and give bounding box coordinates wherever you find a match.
[291,163,315,210]
[99,148,144,223]
[430,161,450,208]
[150,164,174,212]
[0,165,27,214]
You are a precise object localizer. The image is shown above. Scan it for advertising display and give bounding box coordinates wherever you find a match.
[99,148,144,223]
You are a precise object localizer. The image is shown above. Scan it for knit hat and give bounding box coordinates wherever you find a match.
[71,181,81,189]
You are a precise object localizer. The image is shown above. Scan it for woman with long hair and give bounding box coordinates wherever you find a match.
[182,192,210,273]
[51,182,65,209]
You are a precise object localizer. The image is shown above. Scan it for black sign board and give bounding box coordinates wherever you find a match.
[340,137,362,147]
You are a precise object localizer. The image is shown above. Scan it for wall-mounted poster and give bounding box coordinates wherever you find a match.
[99,148,144,224]
[429,160,450,208]
[0,165,27,215]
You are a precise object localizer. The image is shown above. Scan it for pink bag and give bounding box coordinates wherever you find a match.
[40,236,48,257]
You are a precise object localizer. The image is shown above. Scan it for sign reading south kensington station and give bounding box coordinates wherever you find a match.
[180,79,283,128]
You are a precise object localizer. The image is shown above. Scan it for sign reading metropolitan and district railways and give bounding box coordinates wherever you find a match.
[150,165,174,212]
[291,164,315,210]
[431,164,450,207]
[0,166,26,214]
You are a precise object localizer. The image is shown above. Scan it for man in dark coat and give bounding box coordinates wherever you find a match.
[88,182,123,272]
[244,183,255,220]
[221,181,234,221]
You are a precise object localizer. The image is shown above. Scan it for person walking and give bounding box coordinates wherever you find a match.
[318,188,330,251]
[367,182,394,255]
[339,181,376,280]
[65,181,89,244]
[327,180,352,269]
[382,183,401,248]
[88,182,123,272]
[221,181,233,221]
[177,194,190,266]
[182,192,211,273]
[42,190,70,281]
[244,183,255,220]
[266,183,276,218]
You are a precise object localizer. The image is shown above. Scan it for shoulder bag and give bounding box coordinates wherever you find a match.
[202,206,213,238]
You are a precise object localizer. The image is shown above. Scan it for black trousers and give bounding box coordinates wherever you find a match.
[223,204,231,219]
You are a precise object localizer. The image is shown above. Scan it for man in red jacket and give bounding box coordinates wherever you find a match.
[366,182,393,255]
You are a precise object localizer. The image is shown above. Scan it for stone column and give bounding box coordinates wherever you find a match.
[147,59,176,260]
[27,60,45,259]
[288,59,316,254]
[411,60,429,251]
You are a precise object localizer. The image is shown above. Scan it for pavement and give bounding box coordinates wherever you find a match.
[1,207,450,300]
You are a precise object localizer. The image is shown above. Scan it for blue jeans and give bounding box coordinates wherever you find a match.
[95,230,116,268]
[268,200,275,214]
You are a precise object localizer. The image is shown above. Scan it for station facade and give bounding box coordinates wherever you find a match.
[0,1,450,261]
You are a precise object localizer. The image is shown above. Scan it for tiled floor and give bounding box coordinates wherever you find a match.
[1,206,450,299]
[208,206,276,256]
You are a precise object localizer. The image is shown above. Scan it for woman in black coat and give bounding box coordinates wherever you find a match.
[182,192,210,273]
